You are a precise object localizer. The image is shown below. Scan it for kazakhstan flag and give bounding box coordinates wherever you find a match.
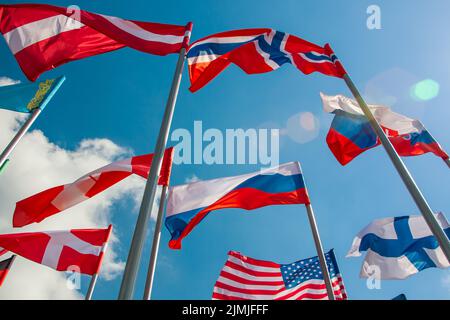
[0,76,65,113]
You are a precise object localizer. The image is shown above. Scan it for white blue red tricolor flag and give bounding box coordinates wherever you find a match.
[165,162,309,249]
[347,213,450,279]
[187,28,346,92]
[213,250,347,300]
[0,4,192,80]
[321,93,449,165]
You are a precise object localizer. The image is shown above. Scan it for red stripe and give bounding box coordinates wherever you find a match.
[212,292,246,300]
[215,281,284,296]
[228,251,280,268]
[219,270,284,286]
[169,187,309,249]
[225,261,281,278]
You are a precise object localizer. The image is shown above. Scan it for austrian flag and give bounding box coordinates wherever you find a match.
[0,226,112,275]
[0,4,192,80]
[13,148,174,227]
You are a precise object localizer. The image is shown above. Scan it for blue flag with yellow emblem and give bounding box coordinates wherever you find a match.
[0,76,65,113]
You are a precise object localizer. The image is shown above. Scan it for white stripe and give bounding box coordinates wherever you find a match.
[51,157,133,211]
[4,15,84,54]
[191,35,261,48]
[100,15,184,44]
[221,266,283,282]
[298,52,331,64]
[217,276,284,291]
[41,231,102,270]
[214,278,333,300]
[166,162,301,217]
[227,255,280,273]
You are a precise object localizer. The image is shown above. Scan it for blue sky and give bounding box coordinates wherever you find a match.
[0,0,449,300]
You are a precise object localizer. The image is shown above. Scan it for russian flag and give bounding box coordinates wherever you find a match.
[165,162,309,249]
[321,93,449,165]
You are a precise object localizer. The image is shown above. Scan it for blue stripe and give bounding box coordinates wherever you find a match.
[331,110,378,149]
[407,130,436,145]
[165,207,205,241]
[234,173,305,194]
[302,51,334,63]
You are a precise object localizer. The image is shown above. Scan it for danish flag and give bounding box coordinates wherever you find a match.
[0,4,192,80]
[0,226,112,275]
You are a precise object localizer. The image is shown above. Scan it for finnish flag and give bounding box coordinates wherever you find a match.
[347,213,450,279]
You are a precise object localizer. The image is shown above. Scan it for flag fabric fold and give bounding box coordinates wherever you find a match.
[187,28,346,92]
[347,213,450,279]
[165,162,309,249]
[0,226,112,275]
[321,93,449,165]
[0,255,15,287]
[13,148,174,227]
[0,3,192,80]
[0,76,64,113]
[213,250,347,300]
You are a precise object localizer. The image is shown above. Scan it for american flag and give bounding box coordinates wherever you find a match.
[213,250,347,300]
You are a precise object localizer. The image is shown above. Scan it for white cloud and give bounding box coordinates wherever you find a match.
[0,76,20,87]
[0,110,146,299]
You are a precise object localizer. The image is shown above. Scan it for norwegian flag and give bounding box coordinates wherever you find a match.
[0,4,192,81]
[0,226,112,275]
[187,28,346,92]
[213,250,347,300]
[13,148,174,227]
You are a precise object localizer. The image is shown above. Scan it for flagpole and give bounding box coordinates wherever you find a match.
[85,225,113,300]
[118,23,192,300]
[444,157,450,169]
[342,73,450,261]
[304,203,335,300]
[143,184,169,300]
[0,76,66,174]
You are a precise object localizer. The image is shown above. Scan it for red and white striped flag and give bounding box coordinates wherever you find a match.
[0,226,112,275]
[0,4,192,80]
[213,250,347,300]
[13,148,174,227]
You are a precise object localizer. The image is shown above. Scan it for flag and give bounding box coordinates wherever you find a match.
[187,28,346,92]
[392,293,407,300]
[0,4,192,81]
[165,162,309,249]
[321,93,449,165]
[13,148,174,227]
[0,226,111,275]
[347,213,450,279]
[213,250,347,300]
[0,255,15,287]
[0,76,64,113]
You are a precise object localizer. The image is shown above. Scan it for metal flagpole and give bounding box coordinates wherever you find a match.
[143,184,169,300]
[85,225,113,300]
[118,23,192,300]
[304,203,335,300]
[342,73,450,261]
[0,76,66,174]
[444,157,450,169]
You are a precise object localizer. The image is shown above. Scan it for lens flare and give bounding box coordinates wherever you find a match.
[411,79,439,101]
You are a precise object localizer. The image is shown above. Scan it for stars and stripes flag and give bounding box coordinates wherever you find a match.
[321,93,449,165]
[0,226,112,275]
[165,162,310,249]
[0,255,15,287]
[213,250,347,300]
[13,148,174,227]
[187,28,346,92]
[0,3,192,81]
